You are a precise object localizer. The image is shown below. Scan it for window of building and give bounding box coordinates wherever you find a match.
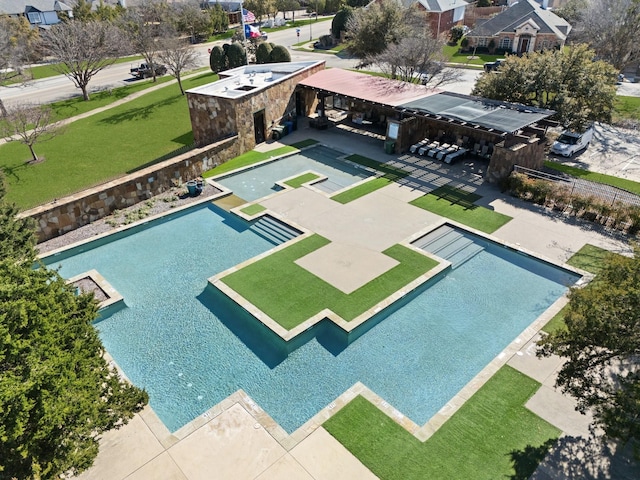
[500,37,511,50]
[477,37,487,47]
[27,12,42,24]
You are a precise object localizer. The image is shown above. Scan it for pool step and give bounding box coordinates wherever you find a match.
[412,226,484,268]
[250,215,301,246]
[315,179,346,194]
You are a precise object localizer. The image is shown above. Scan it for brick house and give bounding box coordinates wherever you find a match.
[397,0,468,37]
[466,0,571,54]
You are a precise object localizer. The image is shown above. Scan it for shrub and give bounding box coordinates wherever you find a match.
[226,42,247,68]
[331,6,353,39]
[269,45,291,62]
[450,25,464,44]
[461,37,469,49]
[256,42,273,64]
[209,45,227,73]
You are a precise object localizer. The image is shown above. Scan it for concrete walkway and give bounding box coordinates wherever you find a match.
[69,122,638,480]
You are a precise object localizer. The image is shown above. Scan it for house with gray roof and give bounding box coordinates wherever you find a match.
[390,0,468,37]
[466,0,571,54]
[0,0,73,27]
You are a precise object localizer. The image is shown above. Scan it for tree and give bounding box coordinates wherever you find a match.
[244,0,270,22]
[538,247,640,445]
[224,42,247,68]
[256,42,273,63]
[121,0,170,83]
[269,44,291,62]
[450,25,465,44]
[42,20,125,101]
[571,0,640,71]
[0,175,149,479]
[471,44,618,131]
[209,3,229,34]
[331,5,353,40]
[276,0,301,22]
[1,104,61,163]
[72,0,94,21]
[158,36,199,95]
[345,0,407,62]
[0,17,38,117]
[209,45,228,72]
[553,0,588,24]
[171,2,213,43]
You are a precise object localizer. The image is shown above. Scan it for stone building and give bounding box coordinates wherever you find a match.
[186,61,325,153]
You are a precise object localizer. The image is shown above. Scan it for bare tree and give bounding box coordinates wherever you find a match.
[158,37,199,95]
[42,21,126,101]
[571,0,640,71]
[365,5,461,87]
[121,0,170,83]
[2,104,61,163]
[0,17,38,117]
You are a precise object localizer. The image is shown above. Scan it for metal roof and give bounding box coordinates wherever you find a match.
[299,69,555,134]
[298,68,438,107]
[399,92,555,134]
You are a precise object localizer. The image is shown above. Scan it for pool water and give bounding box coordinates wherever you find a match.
[217,145,373,201]
[46,203,578,434]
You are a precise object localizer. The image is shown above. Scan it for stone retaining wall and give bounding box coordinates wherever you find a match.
[20,136,239,243]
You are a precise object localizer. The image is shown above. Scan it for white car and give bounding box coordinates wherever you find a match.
[551,126,594,157]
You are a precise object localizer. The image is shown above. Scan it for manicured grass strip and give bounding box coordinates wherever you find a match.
[345,154,408,181]
[331,177,392,204]
[542,244,619,334]
[202,146,298,177]
[240,203,266,216]
[544,160,640,196]
[290,138,319,149]
[221,235,439,330]
[284,172,320,188]
[324,366,560,480]
[614,95,640,122]
[2,73,219,209]
[410,185,512,233]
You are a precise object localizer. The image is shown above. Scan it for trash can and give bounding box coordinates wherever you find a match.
[384,140,396,154]
[284,121,293,134]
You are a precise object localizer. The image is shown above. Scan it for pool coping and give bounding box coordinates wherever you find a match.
[39,145,596,460]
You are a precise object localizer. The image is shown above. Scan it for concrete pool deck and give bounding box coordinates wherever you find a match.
[75,127,634,479]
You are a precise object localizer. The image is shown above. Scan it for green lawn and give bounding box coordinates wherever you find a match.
[614,95,640,122]
[221,235,439,330]
[239,203,266,216]
[331,177,393,204]
[284,172,320,188]
[542,244,618,334]
[443,43,503,67]
[410,185,512,233]
[331,153,409,204]
[544,161,640,196]
[324,366,559,480]
[1,72,218,209]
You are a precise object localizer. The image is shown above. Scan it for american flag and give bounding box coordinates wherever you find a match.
[243,8,256,23]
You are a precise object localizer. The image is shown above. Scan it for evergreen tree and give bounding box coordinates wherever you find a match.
[225,42,247,68]
[256,42,273,64]
[209,45,227,73]
[269,45,291,62]
[0,174,148,479]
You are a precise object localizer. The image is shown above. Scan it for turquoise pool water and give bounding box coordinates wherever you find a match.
[45,203,579,434]
[216,145,372,201]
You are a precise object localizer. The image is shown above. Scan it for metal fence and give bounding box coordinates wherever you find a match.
[513,165,640,207]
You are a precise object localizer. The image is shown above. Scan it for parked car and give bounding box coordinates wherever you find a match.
[551,125,594,157]
[130,63,167,79]
[483,59,505,72]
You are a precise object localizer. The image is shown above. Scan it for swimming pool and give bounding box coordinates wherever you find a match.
[216,144,373,201]
[45,202,579,434]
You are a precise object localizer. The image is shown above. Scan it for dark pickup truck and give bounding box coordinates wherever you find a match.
[483,58,506,72]
[130,63,167,79]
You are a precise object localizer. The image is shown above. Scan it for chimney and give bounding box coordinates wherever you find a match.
[541,0,549,9]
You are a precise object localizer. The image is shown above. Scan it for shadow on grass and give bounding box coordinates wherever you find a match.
[509,438,558,480]
[1,162,30,182]
[431,185,481,210]
[98,95,181,125]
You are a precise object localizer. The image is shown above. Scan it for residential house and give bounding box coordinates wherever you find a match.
[466,0,571,54]
[0,0,73,27]
[398,0,468,37]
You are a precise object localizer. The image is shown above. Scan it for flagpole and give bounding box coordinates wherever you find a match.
[240,0,249,64]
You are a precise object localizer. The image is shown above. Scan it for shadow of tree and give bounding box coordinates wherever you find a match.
[519,434,640,479]
[97,96,180,125]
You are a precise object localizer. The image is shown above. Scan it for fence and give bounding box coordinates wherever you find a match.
[513,165,640,207]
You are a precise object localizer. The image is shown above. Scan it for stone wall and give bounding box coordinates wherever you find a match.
[20,136,239,243]
[188,62,325,151]
[486,136,545,183]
